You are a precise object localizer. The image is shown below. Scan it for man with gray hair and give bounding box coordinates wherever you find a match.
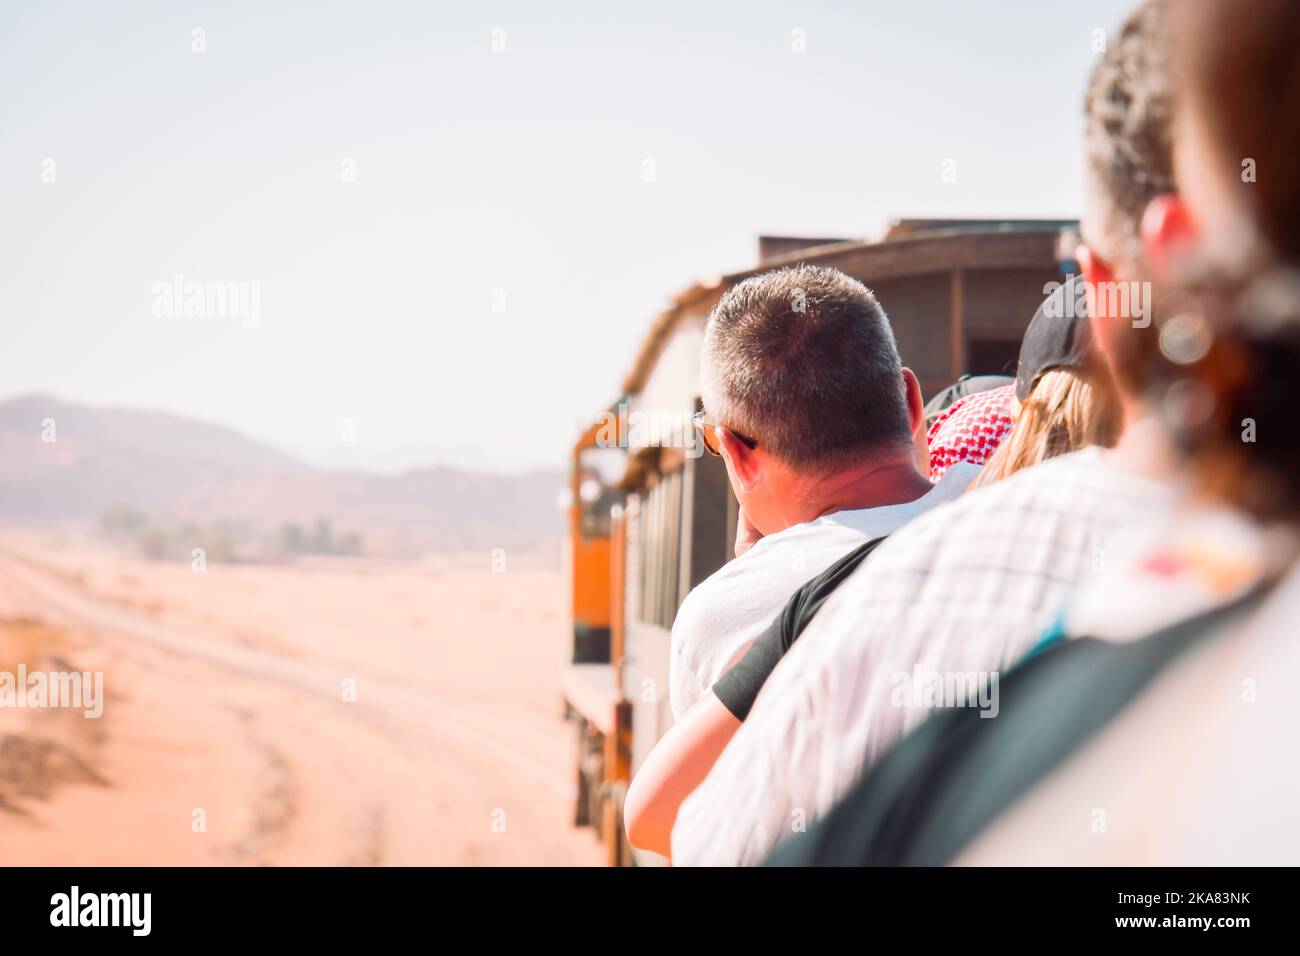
[669,263,981,719]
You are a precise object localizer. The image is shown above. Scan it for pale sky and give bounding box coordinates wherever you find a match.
[0,0,1137,473]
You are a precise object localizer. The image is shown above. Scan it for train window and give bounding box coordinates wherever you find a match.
[577,447,626,539]
[637,469,684,629]
[966,337,1021,377]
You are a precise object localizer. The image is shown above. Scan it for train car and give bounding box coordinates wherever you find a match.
[560,410,634,865]
[563,219,1079,865]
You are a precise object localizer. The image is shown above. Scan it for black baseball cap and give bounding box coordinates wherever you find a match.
[1015,275,1092,402]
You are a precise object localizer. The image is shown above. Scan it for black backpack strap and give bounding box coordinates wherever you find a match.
[766,581,1274,866]
[714,535,889,721]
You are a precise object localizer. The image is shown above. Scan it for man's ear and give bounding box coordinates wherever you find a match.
[1140,193,1197,281]
[1077,242,1118,358]
[900,368,930,475]
[901,368,925,437]
[1076,242,1113,288]
[717,428,761,492]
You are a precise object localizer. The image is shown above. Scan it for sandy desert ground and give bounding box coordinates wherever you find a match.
[0,529,601,866]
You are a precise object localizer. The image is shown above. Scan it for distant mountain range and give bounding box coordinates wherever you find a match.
[0,395,565,559]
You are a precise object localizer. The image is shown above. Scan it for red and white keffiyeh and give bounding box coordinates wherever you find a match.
[926,384,1015,481]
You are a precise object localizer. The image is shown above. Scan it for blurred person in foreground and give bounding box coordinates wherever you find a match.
[668,265,980,722]
[769,0,1300,867]
[623,280,1102,858]
[672,0,1181,866]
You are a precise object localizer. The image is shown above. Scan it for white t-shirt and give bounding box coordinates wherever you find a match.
[667,461,981,719]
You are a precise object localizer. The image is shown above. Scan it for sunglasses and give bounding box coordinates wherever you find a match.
[691,411,758,457]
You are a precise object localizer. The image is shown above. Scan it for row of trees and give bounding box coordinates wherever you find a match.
[273,519,362,557]
[99,505,362,561]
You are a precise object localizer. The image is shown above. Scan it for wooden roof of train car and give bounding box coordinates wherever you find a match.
[621,219,1078,399]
